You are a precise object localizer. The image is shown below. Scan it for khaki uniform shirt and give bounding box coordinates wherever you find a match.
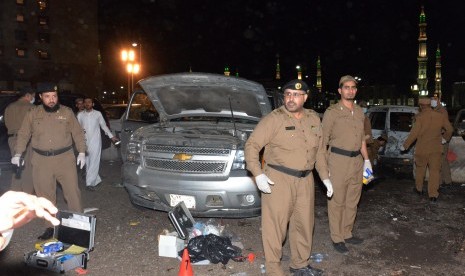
[15,105,86,154]
[364,115,374,144]
[4,99,33,135]
[245,106,329,180]
[322,102,365,151]
[434,105,448,118]
[403,107,453,154]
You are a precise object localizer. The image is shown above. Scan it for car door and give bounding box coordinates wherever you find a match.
[120,90,159,161]
[385,109,417,158]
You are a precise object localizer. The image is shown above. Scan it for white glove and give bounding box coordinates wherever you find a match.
[11,155,24,166]
[322,179,333,197]
[76,153,86,169]
[255,174,275,194]
[400,145,406,151]
[441,138,447,145]
[363,160,373,175]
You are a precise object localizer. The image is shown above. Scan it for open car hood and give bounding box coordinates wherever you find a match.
[138,73,272,122]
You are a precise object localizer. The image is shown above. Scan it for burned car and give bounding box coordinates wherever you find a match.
[121,73,272,217]
[367,105,418,175]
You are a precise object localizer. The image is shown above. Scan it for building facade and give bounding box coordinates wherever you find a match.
[0,0,99,95]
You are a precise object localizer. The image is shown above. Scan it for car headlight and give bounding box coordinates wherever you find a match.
[126,137,141,163]
[232,149,246,170]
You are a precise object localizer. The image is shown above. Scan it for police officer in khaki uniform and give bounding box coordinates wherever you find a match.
[359,101,375,164]
[402,96,453,202]
[245,79,332,276]
[4,87,36,194]
[322,75,372,254]
[431,94,453,188]
[12,83,86,239]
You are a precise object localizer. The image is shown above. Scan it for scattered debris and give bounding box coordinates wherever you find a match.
[83,207,99,213]
[390,269,407,275]
[238,219,252,227]
[75,267,88,275]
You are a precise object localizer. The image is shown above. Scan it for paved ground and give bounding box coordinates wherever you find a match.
[0,160,464,275]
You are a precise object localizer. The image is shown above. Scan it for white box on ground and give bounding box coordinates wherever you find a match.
[158,235,185,258]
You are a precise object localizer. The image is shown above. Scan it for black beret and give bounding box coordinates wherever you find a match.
[37,82,57,94]
[282,79,309,93]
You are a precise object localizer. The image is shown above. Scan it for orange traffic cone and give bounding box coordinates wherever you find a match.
[179,248,193,276]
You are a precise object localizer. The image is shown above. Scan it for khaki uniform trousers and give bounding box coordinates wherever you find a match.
[440,143,452,184]
[31,150,82,213]
[414,152,442,198]
[328,153,363,243]
[8,137,34,194]
[261,168,314,276]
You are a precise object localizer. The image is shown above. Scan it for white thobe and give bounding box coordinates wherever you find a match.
[77,110,113,187]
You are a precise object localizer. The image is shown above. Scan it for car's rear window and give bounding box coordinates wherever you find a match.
[390,112,415,132]
[369,111,386,131]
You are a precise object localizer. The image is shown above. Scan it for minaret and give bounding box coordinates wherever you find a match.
[316,56,322,92]
[275,54,281,80]
[296,65,302,80]
[416,6,428,95]
[434,44,442,99]
[224,65,230,76]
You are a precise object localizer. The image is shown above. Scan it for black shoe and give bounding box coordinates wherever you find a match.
[37,227,54,240]
[289,265,323,276]
[413,187,424,196]
[333,242,349,254]
[429,197,437,203]
[345,236,364,245]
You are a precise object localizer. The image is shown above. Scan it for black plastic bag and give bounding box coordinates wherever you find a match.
[179,234,242,265]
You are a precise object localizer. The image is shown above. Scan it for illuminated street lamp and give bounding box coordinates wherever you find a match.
[121,49,136,101]
[127,63,140,93]
[132,42,142,71]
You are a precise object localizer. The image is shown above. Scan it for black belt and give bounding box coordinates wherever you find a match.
[330,146,361,157]
[33,146,72,156]
[267,164,311,178]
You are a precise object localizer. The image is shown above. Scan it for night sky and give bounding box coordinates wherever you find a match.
[98,0,465,95]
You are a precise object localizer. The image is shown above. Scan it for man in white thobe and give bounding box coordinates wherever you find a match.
[77,97,118,191]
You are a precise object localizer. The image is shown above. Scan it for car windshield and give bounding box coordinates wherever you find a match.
[106,106,127,119]
[390,112,415,132]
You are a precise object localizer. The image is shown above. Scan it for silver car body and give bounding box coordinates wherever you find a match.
[367,105,418,173]
[121,73,272,217]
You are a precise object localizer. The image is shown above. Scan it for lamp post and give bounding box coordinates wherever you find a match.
[121,49,139,102]
[127,63,140,92]
[132,42,142,72]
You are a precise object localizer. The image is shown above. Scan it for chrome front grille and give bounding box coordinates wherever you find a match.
[144,145,230,155]
[145,158,227,174]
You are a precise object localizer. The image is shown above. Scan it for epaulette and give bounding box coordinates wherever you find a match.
[273,108,285,114]
[60,105,72,112]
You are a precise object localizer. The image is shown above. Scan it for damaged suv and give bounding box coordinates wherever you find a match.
[120,73,272,217]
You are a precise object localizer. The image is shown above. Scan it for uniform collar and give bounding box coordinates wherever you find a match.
[279,105,309,119]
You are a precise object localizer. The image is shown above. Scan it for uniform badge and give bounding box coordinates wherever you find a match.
[295,83,302,90]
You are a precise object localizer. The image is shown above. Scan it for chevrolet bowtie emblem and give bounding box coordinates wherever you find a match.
[173,153,193,161]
